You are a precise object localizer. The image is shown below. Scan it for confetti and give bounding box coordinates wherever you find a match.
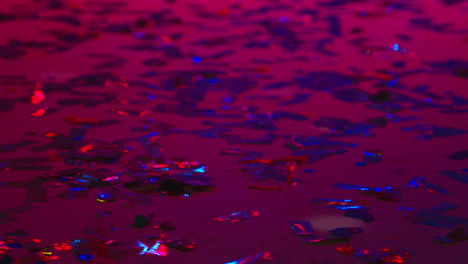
[334,183,401,202]
[214,211,263,223]
[404,176,451,194]
[439,170,468,183]
[148,235,196,252]
[290,221,315,236]
[363,149,382,164]
[290,220,363,245]
[404,206,468,228]
[447,150,468,160]
[0,0,467,263]
[311,198,369,210]
[224,251,274,264]
[400,124,467,140]
[434,226,468,244]
[336,245,414,263]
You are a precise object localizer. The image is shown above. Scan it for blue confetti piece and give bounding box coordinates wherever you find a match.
[396,34,412,41]
[447,150,468,160]
[412,85,445,100]
[311,198,366,210]
[427,203,458,213]
[334,183,372,191]
[69,187,86,192]
[77,254,94,261]
[329,227,363,237]
[445,91,468,105]
[327,16,341,36]
[335,183,400,201]
[75,178,89,183]
[440,108,468,114]
[317,0,353,7]
[410,18,452,32]
[6,243,23,249]
[400,124,467,140]
[272,111,309,121]
[223,251,272,264]
[418,179,451,194]
[398,206,414,212]
[97,192,114,201]
[363,150,382,164]
[385,114,419,123]
[440,170,468,183]
[434,235,453,244]
[404,211,468,228]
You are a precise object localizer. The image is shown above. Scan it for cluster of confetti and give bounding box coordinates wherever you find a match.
[0,0,468,263]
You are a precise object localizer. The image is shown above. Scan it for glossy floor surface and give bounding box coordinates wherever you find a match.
[0,0,468,263]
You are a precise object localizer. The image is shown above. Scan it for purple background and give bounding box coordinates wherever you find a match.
[1,0,468,263]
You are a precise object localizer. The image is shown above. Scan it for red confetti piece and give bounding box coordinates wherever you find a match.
[31,107,48,117]
[31,90,45,104]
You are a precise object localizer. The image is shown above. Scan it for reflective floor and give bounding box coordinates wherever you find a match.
[0,0,468,263]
